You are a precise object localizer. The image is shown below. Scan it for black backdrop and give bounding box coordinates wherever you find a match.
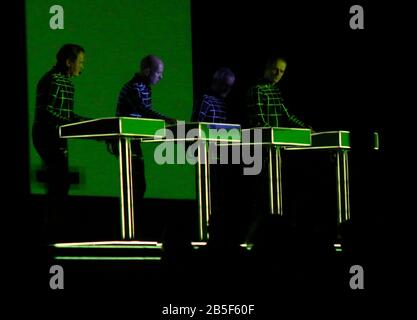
[191,0,391,231]
[191,1,385,131]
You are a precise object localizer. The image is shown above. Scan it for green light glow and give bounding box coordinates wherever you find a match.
[53,241,162,248]
[240,243,254,250]
[271,127,311,145]
[27,0,194,199]
[54,256,161,261]
[56,245,162,249]
[190,241,207,246]
[59,117,166,138]
[373,131,379,150]
[286,131,351,150]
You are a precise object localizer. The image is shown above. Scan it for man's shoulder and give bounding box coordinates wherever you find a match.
[38,68,70,86]
[248,79,269,90]
[207,94,227,107]
[202,92,219,102]
[125,75,148,91]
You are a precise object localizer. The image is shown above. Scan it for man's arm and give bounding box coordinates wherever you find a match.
[40,78,70,125]
[40,77,89,125]
[280,103,311,129]
[192,96,211,122]
[131,85,171,120]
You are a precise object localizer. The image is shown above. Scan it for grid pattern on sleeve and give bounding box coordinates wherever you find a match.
[116,74,168,120]
[35,70,76,126]
[247,83,307,128]
[193,94,227,123]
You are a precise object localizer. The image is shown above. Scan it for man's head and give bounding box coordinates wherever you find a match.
[140,55,164,85]
[211,67,235,98]
[56,44,85,77]
[264,56,287,85]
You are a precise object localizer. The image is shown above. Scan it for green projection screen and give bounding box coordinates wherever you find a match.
[26,0,195,199]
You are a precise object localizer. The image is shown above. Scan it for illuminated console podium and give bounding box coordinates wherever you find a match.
[145,122,241,241]
[241,127,312,215]
[285,131,351,224]
[60,117,166,240]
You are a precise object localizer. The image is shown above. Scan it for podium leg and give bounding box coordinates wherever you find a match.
[269,145,283,215]
[196,140,211,241]
[118,138,135,240]
[336,150,350,224]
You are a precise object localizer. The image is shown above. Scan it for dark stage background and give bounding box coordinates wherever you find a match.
[191,0,388,231]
